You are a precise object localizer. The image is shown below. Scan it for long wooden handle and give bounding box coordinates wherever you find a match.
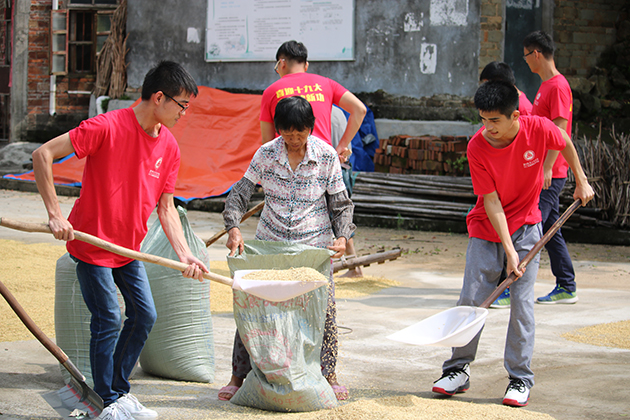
[0,218,234,287]
[0,278,71,364]
[480,199,582,309]
[205,201,264,247]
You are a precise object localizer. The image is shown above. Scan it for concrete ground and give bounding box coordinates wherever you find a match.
[0,189,629,419]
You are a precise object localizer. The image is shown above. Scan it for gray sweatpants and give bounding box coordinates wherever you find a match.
[442,223,542,389]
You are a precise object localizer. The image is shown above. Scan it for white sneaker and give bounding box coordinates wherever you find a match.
[97,402,133,420]
[117,393,158,419]
[432,364,470,396]
[503,378,530,407]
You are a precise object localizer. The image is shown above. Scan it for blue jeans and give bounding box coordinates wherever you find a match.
[539,178,576,292]
[71,255,157,407]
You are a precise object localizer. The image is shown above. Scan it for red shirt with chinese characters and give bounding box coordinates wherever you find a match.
[466,116,566,242]
[532,74,573,178]
[260,72,348,145]
[66,108,180,267]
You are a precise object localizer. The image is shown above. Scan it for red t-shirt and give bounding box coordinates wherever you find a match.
[518,92,533,116]
[66,108,181,267]
[466,116,566,242]
[532,74,573,178]
[260,72,348,145]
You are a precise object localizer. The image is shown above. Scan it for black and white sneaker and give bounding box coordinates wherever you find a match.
[432,364,470,396]
[503,378,530,407]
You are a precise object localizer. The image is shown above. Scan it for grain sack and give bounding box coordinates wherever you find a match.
[54,253,127,387]
[227,240,337,412]
[139,206,214,383]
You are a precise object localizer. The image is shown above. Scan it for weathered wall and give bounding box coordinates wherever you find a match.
[126,0,482,99]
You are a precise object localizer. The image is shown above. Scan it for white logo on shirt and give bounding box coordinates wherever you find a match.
[536,93,541,100]
[523,150,535,161]
[155,157,163,169]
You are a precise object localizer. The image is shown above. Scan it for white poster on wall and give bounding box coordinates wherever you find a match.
[205,0,355,62]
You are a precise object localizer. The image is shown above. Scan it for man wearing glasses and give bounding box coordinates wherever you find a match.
[523,30,579,305]
[32,61,208,420]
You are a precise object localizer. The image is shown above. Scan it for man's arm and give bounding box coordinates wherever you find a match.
[261,121,276,144]
[336,91,367,157]
[557,128,595,206]
[32,133,76,241]
[484,191,523,279]
[157,193,209,281]
[542,117,568,189]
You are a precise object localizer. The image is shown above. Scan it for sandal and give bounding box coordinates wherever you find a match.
[218,385,240,401]
[331,384,349,401]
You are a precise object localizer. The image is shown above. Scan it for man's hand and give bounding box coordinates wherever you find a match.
[336,147,351,164]
[506,249,524,280]
[543,167,552,190]
[328,237,347,258]
[574,182,595,206]
[226,227,244,257]
[48,216,75,241]
[180,255,209,282]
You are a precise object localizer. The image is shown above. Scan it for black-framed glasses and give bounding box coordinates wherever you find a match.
[163,92,189,111]
[522,50,539,61]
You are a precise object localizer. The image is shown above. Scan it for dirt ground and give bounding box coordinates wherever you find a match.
[1,189,630,420]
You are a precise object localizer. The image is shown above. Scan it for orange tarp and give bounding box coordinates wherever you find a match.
[6,86,262,201]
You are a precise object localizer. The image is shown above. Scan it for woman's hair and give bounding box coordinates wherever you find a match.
[141,60,198,100]
[274,96,316,133]
[474,80,519,118]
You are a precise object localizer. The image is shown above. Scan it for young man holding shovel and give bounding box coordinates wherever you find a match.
[32,61,208,420]
[431,80,593,406]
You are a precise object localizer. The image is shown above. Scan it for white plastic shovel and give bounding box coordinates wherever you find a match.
[388,199,582,348]
[0,218,327,302]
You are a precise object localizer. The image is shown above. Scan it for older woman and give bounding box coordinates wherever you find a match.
[218,96,355,401]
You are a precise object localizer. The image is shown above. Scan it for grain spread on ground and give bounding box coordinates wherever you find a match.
[242,267,327,282]
[0,239,66,342]
[562,320,630,349]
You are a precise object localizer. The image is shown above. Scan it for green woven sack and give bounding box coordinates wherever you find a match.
[139,207,214,382]
[227,240,337,412]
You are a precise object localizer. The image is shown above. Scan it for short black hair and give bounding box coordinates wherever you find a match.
[275,40,308,64]
[274,96,315,133]
[523,30,555,59]
[141,60,198,100]
[474,80,520,118]
[480,61,516,85]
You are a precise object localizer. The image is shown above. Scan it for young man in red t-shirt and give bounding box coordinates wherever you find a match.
[524,30,578,304]
[431,81,593,407]
[32,61,208,420]
[479,61,533,309]
[259,40,366,280]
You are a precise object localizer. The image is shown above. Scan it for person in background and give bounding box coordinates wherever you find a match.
[431,81,593,407]
[479,60,533,309]
[260,40,366,277]
[523,30,579,305]
[219,96,355,402]
[32,61,208,420]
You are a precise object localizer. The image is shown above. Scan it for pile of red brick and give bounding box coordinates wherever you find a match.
[374,135,470,176]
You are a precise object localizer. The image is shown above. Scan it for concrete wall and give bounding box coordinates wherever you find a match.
[126,0,481,99]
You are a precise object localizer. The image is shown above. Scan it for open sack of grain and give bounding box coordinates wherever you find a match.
[139,206,214,383]
[227,240,337,412]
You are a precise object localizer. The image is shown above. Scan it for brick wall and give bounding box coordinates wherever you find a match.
[478,0,625,77]
[479,0,504,72]
[26,0,93,138]
[553,0,625,76]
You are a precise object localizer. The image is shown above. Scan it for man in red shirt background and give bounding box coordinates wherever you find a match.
[524,30,579,304]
